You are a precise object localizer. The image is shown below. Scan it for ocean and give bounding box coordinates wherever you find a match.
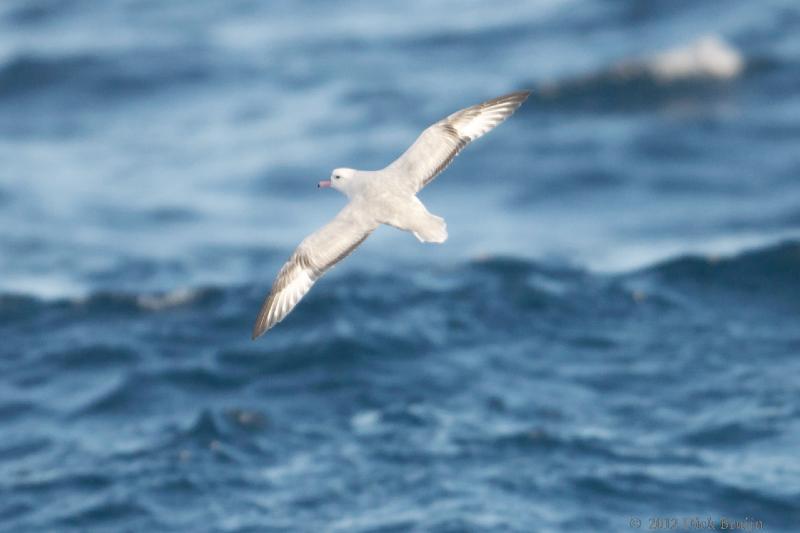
[1,0,799,531]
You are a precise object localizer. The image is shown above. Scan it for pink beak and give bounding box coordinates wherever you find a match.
[317,180,331,188]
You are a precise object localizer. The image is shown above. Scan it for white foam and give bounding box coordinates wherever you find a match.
[584,231,800,274]
[1,275,88,300]
[136,287,199,310]
[642,35,744,82]
[350,410,382,433]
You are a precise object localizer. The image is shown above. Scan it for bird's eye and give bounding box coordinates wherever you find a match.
[334,175,341,180]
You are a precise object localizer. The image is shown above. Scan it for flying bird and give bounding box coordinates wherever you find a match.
[252,90,530,339]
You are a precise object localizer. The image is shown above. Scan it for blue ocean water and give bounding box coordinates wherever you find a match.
[1,0,799,531]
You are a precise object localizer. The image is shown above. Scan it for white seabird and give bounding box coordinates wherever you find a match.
[252,90,530,339]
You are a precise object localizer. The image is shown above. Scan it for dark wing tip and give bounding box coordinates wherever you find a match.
[470,90,531,119]
[499,90,532,108]
[251,317,267,340]
[251,295,274,340]
[487,90,532,106]
[510,89,533,99]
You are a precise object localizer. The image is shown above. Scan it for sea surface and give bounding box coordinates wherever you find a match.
[1,1,799,531]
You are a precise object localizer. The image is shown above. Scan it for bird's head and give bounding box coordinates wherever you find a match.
[318,168,358,197]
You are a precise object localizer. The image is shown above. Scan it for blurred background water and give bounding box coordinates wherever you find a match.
[1,0,799,531]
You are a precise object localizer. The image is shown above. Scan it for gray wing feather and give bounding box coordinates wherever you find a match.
[385,90,530,192]
[252,204,377,339]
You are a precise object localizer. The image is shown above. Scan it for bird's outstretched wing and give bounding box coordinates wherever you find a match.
[252,203,378,339]
[385,90,530,193]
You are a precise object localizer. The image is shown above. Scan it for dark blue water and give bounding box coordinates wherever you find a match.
[2,1,799,531]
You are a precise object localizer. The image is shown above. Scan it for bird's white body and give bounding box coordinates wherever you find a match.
[323,166,447,243]
[252,91,530,338]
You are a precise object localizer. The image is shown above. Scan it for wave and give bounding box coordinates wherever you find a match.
[2,1,76,25]
[55,498,154,530]
[0,50,214,103]
[628,35,743,82]
[571,470,799,525]
[638,239,800,293]
[2,240,797,322]
[532,35,746,111]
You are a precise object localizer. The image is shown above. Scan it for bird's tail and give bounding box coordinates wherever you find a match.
[412,214,448,244]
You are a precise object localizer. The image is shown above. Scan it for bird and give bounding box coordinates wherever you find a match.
[252,90,531,339]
